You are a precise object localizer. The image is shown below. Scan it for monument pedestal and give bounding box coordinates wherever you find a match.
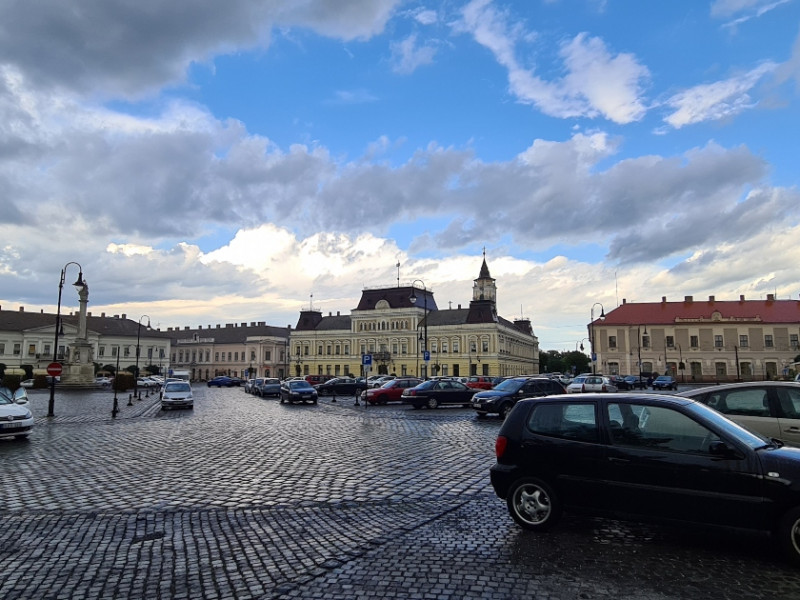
[59,340,96,389]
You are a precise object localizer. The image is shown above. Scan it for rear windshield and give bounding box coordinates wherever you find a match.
[165,383,191,392]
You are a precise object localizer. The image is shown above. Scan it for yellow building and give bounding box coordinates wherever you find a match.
[289,259,539,378]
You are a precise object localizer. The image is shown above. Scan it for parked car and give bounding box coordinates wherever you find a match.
[652,375,678,391]
[94,376,112,388]
[207,376,235,387]
[305,375,333,386]
[161,381,193,410]
[610,376,632,390]
[680,381,800,446]
[315,377,368,396]
[490,392,800,565]
[623,375,647,390]
[0,386,33,439]
[243,378,256,393]
[402,379,478,409]
[280,380,319,404]
[472,376,565,419]
[466,375,496,390]
[255,378,281,398]
[369,375,396,388]
[364,377,423,405]
[20,379,35,389]
[136,377,156,389]
[566,375,617,393]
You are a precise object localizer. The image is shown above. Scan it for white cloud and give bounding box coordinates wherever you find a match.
[457,1,649,124]
[390,33,438,74]
[663,62,777,128]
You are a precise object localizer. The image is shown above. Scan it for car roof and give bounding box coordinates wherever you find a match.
[517,392,694,407]
[680,381,800,396]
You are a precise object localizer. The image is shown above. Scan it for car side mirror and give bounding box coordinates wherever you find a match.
[13,388,28,404]
[708,440,739,459]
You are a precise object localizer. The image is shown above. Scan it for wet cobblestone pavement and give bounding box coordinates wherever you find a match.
[2,386,800,599]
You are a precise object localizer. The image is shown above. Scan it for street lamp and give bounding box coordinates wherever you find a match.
[48,262,85,417]
[409,280,428,378]
[134,315,150,398]
[637,325,648,386]
[589,302,605,375]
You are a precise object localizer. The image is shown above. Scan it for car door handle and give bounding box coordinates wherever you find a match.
[786,427,800,433]
[607,456,630,463]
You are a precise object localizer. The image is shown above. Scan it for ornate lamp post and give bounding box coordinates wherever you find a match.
[589,303,605,374]
[409,280,429,378]
[637,325,648,386]
[48,262,85,417]
[134,315,150,398]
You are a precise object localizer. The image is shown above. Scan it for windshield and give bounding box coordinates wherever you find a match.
[493,379,525,392]
[684,400,772,449]
[165,383,191,392]
[290,381,312,390]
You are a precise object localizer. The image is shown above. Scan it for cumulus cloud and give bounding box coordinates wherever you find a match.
[456,0,649,123]
[390,33,439,74]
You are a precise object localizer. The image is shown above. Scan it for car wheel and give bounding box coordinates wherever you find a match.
[499,403,513,420]
[426,397,439,409]
[778,507,800,566]
[312,398,318,405]
[506,477,561,532]
[378,394,389,405]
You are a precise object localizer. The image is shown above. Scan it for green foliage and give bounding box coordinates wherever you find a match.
[539,350,590,376]
[124,365,139,377]
[113,371,135,392]
[20,364,34,379]
[102,364,117,375]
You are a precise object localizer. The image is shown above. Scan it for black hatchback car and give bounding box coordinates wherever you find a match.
[491,392,800,565]
[472,376,565,419]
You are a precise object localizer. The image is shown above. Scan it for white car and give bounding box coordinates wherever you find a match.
[0,387,33,439]
[161,381,193,410]
[95,377,112,387]
[20,379,35,388]
[566,375,618,393]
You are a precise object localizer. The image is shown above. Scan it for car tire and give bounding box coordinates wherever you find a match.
[377,394,389,405]
[426,397,439,409]
[498,403,513,420]
[312,398,318,405]
[507,477,561,532]
[778,507,800,566]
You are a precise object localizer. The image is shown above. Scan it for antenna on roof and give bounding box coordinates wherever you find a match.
[396,259,400,287]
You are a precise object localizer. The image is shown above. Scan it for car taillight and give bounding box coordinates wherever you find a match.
[581,384,586,392]
[601,384,607,392]
[495,436,508,458]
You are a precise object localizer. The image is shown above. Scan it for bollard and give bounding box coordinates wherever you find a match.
[112,396,120,417]
[354,388,360,406]
[331,388,337,403]
[127,393,133,407]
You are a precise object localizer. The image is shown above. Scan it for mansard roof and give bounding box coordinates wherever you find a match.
[355,286,439,311]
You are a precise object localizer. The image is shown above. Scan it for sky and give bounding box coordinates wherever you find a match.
[1,0,799,352]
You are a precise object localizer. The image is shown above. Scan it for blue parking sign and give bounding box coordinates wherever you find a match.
[362,354,372,366]
[423,350,430,362]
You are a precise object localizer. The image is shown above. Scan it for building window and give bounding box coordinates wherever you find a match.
[221,353,226,361]
[608,336,617,349]
[234,352,239,361]
[361,344,366,355]
[765,335,774,348]
[739,335,748,348]
[642,336,650,349]
[335,345,340,355]
[345,345,350,355]
[690,336,698,348]
[0,343,4,355]
[98,346,105,357]
[13,343,21,355]
[265,351,271,361]
[442,342,448,353]
[401,343,407,355]
[453,341,460,353]
[124,347,130,357]
[28,344,36,356]
[608,362,619,375]
[714,335,723,348]
[44,344,51,356]
[215,352,219,361]
[318,346,323,355]
[715,362,727,376]
[470,341,477,352]
[665,336,674,348]
[112,347,118,357]
[327,345,332,355]
[228,352,232,361]
[482,340,489,352]
[250,351,256,361]
[792,334,799,350]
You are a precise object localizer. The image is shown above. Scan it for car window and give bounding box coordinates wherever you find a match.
[776,387,800,418]
[527,402,598,442]
[608,402,719,454]
[709,389,770,417]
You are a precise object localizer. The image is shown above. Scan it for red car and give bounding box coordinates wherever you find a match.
[365,377,423,405]
[466,376,496,390]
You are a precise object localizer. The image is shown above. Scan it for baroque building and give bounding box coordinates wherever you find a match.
[289,259,539,378]
[590,295,800,382]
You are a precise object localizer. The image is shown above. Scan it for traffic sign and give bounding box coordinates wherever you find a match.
[46,362,63,377]
[362,354,373,366]
[423,350,430,362]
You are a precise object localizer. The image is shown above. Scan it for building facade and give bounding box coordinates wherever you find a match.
[166,322,290,381]
[0,306,171,378]
[289,259,539,378]
[590,295,800,382]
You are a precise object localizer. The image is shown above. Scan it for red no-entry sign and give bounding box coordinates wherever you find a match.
[46,362,63,377]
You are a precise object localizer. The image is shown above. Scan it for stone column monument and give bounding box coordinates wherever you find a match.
[61,281,96,388]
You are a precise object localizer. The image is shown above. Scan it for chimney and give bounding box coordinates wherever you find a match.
[740,295,745,301]
[684,296,693,302]
[241,322,246,327]
[101,312,106,317]
[19,306,24,311]
[121,313,126,319]
[767,293,775,301]
[661,296,667,303]
[708,296,715,302]
[337,311,340,316]
[622,299,626,304]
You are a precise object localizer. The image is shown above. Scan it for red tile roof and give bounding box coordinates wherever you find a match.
[597,298,800,326]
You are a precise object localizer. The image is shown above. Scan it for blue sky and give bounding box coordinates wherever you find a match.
[0,0,799,350]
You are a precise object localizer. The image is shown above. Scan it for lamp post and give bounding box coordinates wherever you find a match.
[589,302,605,375]
[112,345,121,418]
[48,262,85,417]
[637,325,648,386]
[409,280,428,378]
[134,315,150,399]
